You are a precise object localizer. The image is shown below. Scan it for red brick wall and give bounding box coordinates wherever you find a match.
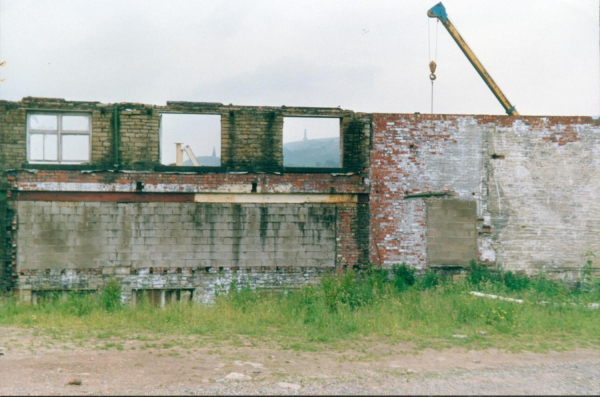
[369,113,600,275]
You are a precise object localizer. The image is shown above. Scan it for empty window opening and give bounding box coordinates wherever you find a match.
[27,113,91,164]
[283,117,341,168]
[160,114,221,166]
[133,289,193,307]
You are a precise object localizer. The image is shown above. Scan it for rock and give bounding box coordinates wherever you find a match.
[278,382,301,391]
[224,372,251,381]
[452,334,468,339]
[477,331,488,336]
[67,377,82,386]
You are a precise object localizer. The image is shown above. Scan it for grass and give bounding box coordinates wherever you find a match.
[0,262,599,353]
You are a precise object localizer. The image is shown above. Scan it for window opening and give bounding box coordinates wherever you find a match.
[160,114,221,166]
[27,113,91,164]
[283,117,341,168]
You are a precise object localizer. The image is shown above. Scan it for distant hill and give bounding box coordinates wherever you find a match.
[183,137,340,168]
[283,137,340,168]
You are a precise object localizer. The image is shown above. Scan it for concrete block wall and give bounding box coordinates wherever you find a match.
[0,98,371,298]
[4,168,368,300]
[16,202,337,271]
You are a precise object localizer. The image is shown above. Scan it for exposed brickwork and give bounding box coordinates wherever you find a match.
[335,203,370,268]
[17,266,331,304]
[2,96,599,299]
[10,169,368,194]
[0,98,371,299]
[489,118,600,276]
[369,114,489,269]
[0,103,27,171]
[0,192,8,290]
[370,113,600,277]
[118,106,160,168]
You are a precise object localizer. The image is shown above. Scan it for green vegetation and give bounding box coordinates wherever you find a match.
[0,263,598,352]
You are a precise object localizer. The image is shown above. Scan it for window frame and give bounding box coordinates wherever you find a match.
[26,112,92,164]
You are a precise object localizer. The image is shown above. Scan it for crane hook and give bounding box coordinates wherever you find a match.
[429,60,437,81]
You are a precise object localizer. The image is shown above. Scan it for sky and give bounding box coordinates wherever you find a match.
[0,0,598,128]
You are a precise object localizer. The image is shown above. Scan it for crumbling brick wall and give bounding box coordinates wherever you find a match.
[0,98,371,301]
[489,117,600,277]
[370,113,600,278]
[2,96,599,299]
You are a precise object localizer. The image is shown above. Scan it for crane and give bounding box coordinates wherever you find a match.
[427,2,519,116]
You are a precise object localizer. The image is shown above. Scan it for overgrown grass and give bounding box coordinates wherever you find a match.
[0,264,599,352]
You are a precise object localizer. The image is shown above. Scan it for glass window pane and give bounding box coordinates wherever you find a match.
[61,135,90,161]
[62,115,90,131]
[44,134,58,161]
[29,115,57,131]
[29,134,44,160]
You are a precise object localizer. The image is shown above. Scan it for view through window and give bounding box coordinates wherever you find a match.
[282,117,341,168]
[160,114,221,166]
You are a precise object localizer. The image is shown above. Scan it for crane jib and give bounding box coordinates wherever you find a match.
[426,2,519,116]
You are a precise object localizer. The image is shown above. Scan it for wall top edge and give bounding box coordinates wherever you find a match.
[0,98,593,122]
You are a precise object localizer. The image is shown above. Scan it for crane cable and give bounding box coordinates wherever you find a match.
[428,19,439,114]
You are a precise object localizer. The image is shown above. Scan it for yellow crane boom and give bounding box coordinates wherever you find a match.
[427,2,519,116]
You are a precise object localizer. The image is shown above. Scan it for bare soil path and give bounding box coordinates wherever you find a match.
[0,327,598,395]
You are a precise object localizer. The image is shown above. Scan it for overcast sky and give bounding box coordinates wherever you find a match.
[0,0,598,119]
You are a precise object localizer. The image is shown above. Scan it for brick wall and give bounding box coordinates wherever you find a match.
[118,106,160,168]
[3,96,600,297]
[0,98,371,173]
[370,113,600,277]
[0,191,7,290]
[18,266,330,304]
[369,114,489,269]
[489,117,600,276]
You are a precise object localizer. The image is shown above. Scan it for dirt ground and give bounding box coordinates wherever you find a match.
[0,327,598,395]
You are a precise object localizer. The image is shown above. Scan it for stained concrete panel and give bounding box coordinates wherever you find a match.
[426,199,477,267]
[16,202,337,270]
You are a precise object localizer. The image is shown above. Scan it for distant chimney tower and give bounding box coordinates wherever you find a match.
[303,129,307,141]
[212,146,216,157]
